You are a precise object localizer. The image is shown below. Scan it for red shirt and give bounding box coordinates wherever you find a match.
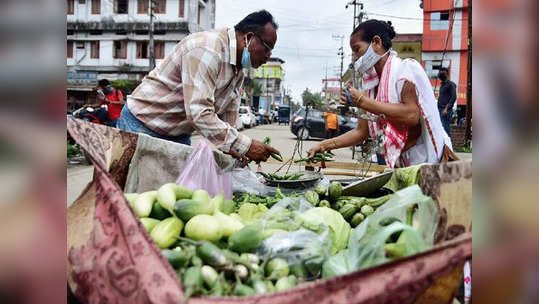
[100,89,124,120]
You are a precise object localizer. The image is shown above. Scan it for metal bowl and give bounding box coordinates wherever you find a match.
[261,171,322,189]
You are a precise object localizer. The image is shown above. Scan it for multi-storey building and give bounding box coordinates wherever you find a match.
[421,0,469,111]
[66,0,215,106]
[249,57,285,113]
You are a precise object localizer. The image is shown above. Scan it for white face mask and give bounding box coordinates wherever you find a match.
[353,43,390,74]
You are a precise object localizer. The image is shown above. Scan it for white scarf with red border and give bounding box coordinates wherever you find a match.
[363,52,452,168]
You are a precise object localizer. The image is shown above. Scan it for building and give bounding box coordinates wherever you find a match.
[66,0,215,107]
[421,0,469,109]
[249,57,285,113]
[322,78,341,103]
[392,33,422,62]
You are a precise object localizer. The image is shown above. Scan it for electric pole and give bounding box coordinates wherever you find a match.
[465,1,472,144]
[346,1,364,88]
[149,0,156,70]
[332,34,345,94]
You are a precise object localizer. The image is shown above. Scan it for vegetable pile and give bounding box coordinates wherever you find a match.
[125,179,436,301]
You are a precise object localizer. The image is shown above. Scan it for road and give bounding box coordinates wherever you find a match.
[67,123,472,206]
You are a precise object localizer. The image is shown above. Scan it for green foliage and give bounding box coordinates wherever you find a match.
[252,79,263,97]
[457,144,472,153]
[110,79,141,94]
[67,142,80,158]
[301,88,323,106]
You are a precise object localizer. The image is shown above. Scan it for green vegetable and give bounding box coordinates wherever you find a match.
[304,190,319,206]
[140,218,160,233]
[233,284,255,296]
[275,275,296,291]
[289,264,308,280]
[150,217,184,249]
[237,203,267,224]
[350,213,365,227]
[319,200,330,208]
[197,241,228,267]
[360,205,375,216]
[173,199,214,222]
[266,258,289,280]
[328,182,342,202]
[209,194,224,214]
[184,214,222,242]
[365,194,393,208]
[192,189,211,205]
[175,185,193,200]
[265,280,275,292]
[275,188,285,200]
[124,193,139,206]
[214,211,244,237]
[296,207,351,255]
[228,225,264,253]
[220,199,236,215]
[263,137,271,145]
[200,265,219,289]
[379,217,401,226]
[182,266,203,304]
[132,190,157,218]
[240,253,260,265]
[261,228,287,239]
[339,203,358,221]
[252,279,268,294]
[314,184,327,196]
[150,201,172,220]
[270,152,283,162]
[161,247,190,268]
[157,183,177,211]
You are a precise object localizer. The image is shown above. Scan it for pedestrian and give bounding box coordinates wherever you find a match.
[258,107,265,125]
[87,79,125,127]
[117,10,281,163]
[309,20,454,168]
[323,105,339,139]
[437,67,457,136]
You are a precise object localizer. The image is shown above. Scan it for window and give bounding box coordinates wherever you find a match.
[89,30,102,35]
[179,0,185,17]
[90,41,100,59]
[430,11,450,30]
[76,41,85,49]
[154,0,166,14]
[67,41,73,58]
[91,0,100,14]
[155,41,165,59]
[135,30,149,35]
[136,41,149,59]
[114,40,127,59]
[114,0,128,14]
[67,30,74,36]
[67,0,74,14]
[137,0,148,14]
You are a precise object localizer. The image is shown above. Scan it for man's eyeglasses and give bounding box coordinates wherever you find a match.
[254,34,273,54]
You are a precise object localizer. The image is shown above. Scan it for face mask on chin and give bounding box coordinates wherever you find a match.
[353,42,390,74]
[241,36,253,69]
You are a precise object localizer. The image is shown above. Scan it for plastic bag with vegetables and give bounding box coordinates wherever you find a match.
[322,185,438,278]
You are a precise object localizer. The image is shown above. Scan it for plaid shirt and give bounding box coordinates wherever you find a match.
[127,28,251,155]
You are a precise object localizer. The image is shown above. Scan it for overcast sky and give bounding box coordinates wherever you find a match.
[215,0,424,103]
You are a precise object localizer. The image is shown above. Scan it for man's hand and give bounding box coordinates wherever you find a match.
[442,107,448,117]
[225,149,248,167]
[245,140,281,162]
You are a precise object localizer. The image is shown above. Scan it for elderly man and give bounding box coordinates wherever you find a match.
[118,10,280,163]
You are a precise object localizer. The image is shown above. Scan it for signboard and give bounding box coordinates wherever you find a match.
[67,71,98,86]
[258,97,267,114]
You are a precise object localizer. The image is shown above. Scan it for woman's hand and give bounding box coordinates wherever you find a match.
[308,142,326,158]
[340,85,364,108]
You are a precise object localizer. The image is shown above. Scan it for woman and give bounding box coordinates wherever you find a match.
[309,20,452,168]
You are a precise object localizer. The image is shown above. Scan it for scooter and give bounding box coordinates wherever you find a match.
[72,104,111,125]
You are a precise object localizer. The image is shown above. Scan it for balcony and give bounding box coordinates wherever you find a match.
[67,21,189,32]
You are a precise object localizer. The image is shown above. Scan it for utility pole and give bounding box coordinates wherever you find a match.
[332,34,345,93]
[346,1,364,88]
[324,63,328,102]
[149,0,156,70]
[465,1,472,144]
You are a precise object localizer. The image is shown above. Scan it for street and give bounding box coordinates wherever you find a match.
[67,123,472,206]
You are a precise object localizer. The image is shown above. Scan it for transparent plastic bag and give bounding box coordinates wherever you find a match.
[255,197,332,280]
[322,185,438,278]
[175,140,232,199]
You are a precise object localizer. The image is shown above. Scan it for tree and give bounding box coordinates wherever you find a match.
[301,88,323,106]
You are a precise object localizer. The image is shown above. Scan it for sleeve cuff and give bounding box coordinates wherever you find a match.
[231,133,252,156]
